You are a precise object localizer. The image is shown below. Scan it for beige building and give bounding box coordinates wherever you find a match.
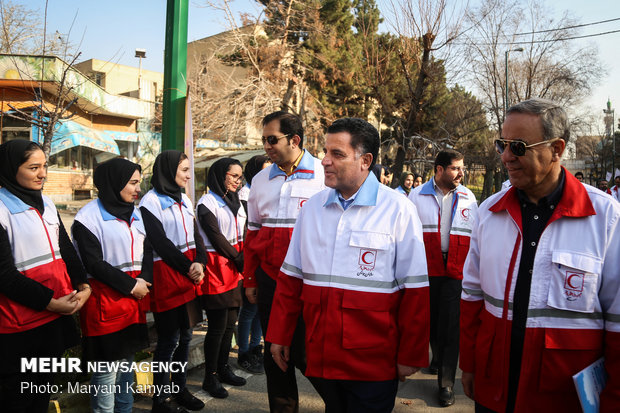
[75,58,163,103]
[0,54,162,201]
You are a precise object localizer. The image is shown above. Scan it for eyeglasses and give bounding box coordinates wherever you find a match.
[226,172,242,182]
[447,166,466,173]
[262,134,290,145]
[494,137,562,156]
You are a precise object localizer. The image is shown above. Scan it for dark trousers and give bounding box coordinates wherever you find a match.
[152,317,193,403]
[311,378,398,413]
[256,266,308,413]
[429,276,462,388]
[0,371,54,413]
[203,307,239,374]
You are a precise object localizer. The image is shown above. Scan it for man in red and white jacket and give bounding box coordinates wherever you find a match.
[243,111,325,413]
[408,149,478,407]
[461,98,620,413]
[268,118,429,413]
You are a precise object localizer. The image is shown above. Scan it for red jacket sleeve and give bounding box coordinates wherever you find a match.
[459,298,484,373]
[265,271,303,346]
[243,229,259,288]
[397,287,430,368]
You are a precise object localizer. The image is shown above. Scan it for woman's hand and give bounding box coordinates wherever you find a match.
[131,278,152,299]
[188,262,204,285]
[73,284,92,311]
[46,290,79,315]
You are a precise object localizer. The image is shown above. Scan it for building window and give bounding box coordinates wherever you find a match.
[93,72,105,87]
[1,116,31,143]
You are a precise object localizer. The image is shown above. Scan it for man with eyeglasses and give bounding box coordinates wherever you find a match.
[408,149,478,407]
[243,111,325,413]
[461,98,620,412]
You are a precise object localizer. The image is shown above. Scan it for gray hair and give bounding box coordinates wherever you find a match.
[507,98,570,144]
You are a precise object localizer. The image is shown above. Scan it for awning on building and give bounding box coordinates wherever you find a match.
[50,119,120,156]
[103,130,139,142]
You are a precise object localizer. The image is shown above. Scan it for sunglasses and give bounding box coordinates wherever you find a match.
[261,134,291,145]
[494,137,561,156]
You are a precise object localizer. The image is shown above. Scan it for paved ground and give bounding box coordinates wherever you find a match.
[130,352,474,413]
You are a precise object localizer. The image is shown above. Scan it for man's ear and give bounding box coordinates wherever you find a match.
[552,139,566,161]
[290,135,301,148]
[361,153,373,171]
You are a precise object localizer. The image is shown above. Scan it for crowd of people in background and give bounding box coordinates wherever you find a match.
[1,99,619,413]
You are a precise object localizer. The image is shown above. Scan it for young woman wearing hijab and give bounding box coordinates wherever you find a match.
[0,140,90,413]
[236,155,270,375]
[413,174,423,188]
[396,171,415,196]
[71,158,151,413]
[139,150,207,413]
[196,158,247,398]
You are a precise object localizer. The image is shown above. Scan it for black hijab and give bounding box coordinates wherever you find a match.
[208,158,242,216]
[244,155,269,187]
[151,150,183,203]
[94,158,141,223]
[0,139,45,214]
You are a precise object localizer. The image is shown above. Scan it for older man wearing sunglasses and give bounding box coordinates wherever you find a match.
[460,98,620,413]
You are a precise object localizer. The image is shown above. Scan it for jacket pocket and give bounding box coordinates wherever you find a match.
[538,328,603,393]
[341,290,394,349]
[547,251,602,313]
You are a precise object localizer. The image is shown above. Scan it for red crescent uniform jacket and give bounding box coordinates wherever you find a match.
[267,173,430,380]
[139,190,199,312]
[408,179,478,279]
[243,150,324,287]
[73,199,147,336]
[0,188,73,333]
[196,192,245,295]
[460,170,620,412]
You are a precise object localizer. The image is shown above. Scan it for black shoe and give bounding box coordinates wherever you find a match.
[250,345,265,373]
[218,364,247,386]
[438,386,455,407]
[202,372,228,398]
[238,351,264,374]
[152,397,189,413]
[174,387,205,411]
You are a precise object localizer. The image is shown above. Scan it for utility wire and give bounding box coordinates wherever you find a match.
[514,17,620,36]
[507,28,620,45]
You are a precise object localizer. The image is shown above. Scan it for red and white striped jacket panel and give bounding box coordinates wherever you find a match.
[0,189,73,333]
[244,151,325,287]
[267,174,430,380]
[460,169,620,412]
[73,199,147,336]
[139,190,199,312]
[196,192,245,295]
[409,179,478,279]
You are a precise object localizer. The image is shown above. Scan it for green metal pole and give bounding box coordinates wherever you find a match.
[162,0,188,151]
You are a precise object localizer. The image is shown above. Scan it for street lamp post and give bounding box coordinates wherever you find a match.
[603,99,616,179]
[135,49,146,99]
[505,47,524,114]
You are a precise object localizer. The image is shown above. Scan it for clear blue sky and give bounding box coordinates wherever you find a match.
[23,0,620,118]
